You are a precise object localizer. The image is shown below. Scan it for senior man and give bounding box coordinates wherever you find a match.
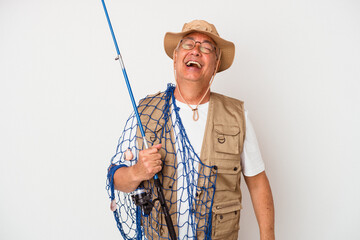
[109,20,274,240]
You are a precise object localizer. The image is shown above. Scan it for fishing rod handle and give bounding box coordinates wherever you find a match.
[155,178,177,240]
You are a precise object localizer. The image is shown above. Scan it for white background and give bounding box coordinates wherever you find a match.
[1,0,359,239]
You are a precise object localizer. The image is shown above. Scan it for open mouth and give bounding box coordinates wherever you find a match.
[186,61,202,69]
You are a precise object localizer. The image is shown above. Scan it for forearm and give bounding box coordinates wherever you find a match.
[245,171,275,240]
[252,183,274,239]
[113,144,163,193]
[113,165,142,193]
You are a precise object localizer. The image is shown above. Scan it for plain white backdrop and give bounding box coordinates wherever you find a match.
[1,0,359,239]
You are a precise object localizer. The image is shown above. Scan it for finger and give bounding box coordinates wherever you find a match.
[153,153,162,161]
[154,165,162,174]
[139,147,157,156]
[152,144,162,150]
[148,159,162,168]
[142,153,161,162]
[146,145,162,155]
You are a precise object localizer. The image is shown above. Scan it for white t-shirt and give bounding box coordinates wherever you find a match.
[173,99,265,239]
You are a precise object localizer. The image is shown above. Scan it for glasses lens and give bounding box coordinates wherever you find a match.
[181,39,195,50]
[200,42,215,54]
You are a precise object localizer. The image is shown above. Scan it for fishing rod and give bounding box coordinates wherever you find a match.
[100,1,176,239]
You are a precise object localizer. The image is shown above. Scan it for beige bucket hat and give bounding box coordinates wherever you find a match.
[164,20,235,73]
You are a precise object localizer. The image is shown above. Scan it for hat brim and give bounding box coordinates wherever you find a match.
[164,29,235,73]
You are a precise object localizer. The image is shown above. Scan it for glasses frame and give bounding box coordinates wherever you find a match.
[179,38,218,56]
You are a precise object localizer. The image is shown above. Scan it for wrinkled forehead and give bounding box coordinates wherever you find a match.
[182,32,217,46]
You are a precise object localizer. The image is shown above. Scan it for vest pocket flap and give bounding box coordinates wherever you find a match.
[213,200,242,214]
[213,200,242,220]
[216,159,241,175]
[214,125,240,136]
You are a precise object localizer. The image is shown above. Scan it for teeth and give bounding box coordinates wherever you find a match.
[186,61,201,68]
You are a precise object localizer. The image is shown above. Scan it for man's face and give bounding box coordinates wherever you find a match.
[174,32,218,85]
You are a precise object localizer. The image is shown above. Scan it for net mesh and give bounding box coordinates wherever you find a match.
[107,84,217,239]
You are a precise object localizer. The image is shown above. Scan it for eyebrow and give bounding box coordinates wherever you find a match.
[185,37,216,45]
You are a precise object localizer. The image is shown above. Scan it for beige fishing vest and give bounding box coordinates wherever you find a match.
[137,90,246,240]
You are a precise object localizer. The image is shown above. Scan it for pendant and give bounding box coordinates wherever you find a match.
[192,108,199,121]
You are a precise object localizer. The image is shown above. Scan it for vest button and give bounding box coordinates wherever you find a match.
[220,215,224,220]
[213,165,218,170]
[234,167,238,171]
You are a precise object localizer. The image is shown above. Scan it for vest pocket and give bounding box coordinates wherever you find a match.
[213,158,241,191]
[212,200,242,239]
[213,124,240,155]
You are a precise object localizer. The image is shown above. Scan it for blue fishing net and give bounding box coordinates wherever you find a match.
[107,84,218,239]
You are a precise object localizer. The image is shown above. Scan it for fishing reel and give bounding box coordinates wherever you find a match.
[131,179,176,240]
[131,186,153,216]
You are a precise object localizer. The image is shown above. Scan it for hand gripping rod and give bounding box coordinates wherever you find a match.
[100,1,176,239]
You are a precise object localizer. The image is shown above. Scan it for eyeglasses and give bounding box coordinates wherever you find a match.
[179,38,217,54]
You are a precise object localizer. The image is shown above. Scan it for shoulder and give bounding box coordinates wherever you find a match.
[138,91,166,111]
[211,92,244,111]
[137,90,168,124]
[139,91,163,105]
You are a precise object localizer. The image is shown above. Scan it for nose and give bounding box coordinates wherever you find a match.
[190,42,202,56]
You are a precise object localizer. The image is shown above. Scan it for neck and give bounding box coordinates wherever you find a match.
[174,80,211,105]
